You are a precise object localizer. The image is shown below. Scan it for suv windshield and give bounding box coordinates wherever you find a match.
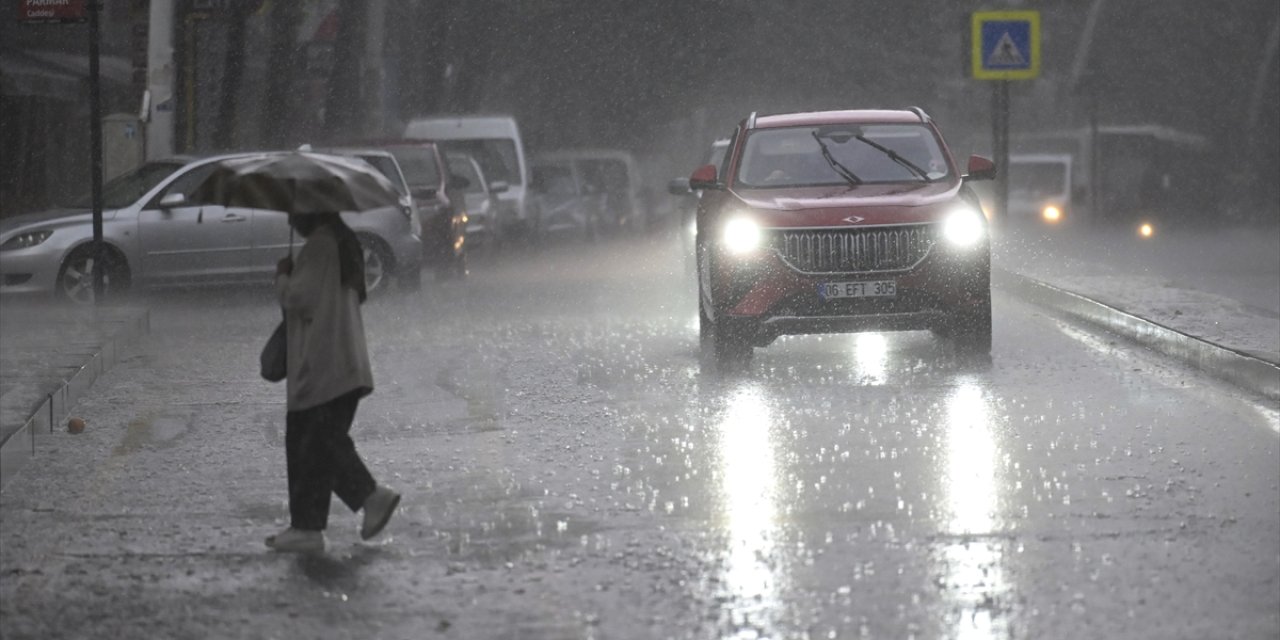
[441,140,521,185]
[357,155,409,197]
[445,154,485,193]
[70,161,184,208]
[737,124,950,188]
[1008,161,1068,199]
[385,146,442,191]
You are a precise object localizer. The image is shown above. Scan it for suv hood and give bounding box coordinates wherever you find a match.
[732,181,965,227]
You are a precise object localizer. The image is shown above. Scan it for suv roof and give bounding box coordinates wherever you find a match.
[751,109,929,129]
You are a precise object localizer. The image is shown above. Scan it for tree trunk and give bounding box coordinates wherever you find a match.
[323,0,366,142]
[263,1,302,149]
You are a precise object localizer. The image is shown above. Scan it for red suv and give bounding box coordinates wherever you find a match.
[692,109,996,370]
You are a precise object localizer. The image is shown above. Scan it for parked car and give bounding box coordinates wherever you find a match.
[1005,153,1073,228]
[529,154,609,241]
[315,146,426,289]
[403,115,531,243]
[362,139,469,280]
[692,108,995,370]
[536,149,647,234]
[444,151,507,250]
[0,152,422,304]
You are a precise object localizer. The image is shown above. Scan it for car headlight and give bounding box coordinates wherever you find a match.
[942,207,986,247]
[723,217,761,254]
[1041,204,1062,223]
[0,230,54,252]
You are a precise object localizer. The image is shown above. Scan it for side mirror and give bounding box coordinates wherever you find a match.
[688,164,720,190]
[448,174,472,190]
[489,180,509,194]
[158,193,187,208]
[667,177,692,195]
[964,155,996,181]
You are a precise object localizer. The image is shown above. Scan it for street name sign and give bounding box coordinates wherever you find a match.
[971,11,1040,80]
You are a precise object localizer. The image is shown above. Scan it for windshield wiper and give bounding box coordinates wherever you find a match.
[853,135,932,181]
[812,131,862,187]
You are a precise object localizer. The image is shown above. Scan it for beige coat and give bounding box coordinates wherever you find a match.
[274,225,373,411]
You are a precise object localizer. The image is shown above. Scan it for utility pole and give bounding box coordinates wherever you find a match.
[1071,0,1106,227]
[89,0,105,303]
[145,0,175,160]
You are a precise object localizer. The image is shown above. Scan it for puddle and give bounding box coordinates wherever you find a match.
[113,411,193,455]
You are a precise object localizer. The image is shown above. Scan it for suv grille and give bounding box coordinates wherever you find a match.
[770,224,936,273]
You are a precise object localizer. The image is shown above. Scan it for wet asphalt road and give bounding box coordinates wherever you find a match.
[1,233,1277,640]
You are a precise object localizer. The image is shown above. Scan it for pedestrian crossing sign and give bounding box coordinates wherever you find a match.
[972,11,1040,80]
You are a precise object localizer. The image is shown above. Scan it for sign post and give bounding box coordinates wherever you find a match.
[19,0,105,304]
[971,10,1040,229]
[88,0,104,304]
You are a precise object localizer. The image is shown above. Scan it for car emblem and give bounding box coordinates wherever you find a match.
[842,216,865,224]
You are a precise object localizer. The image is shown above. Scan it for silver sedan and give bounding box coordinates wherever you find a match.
[0,153,422,304]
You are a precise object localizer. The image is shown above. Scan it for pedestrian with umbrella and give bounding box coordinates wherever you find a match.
[192,151,402,553]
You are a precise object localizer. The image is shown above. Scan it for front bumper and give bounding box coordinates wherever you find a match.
[0,244,66,296]
[709,237,990,342]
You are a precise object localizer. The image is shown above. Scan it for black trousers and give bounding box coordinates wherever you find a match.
[285,389,376,531]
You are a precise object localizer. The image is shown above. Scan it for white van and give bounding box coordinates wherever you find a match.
[403,115,529,241]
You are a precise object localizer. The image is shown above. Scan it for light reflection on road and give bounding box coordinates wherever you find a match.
[852,332,889,385]
[714,382,785,636]
[941,379,1010,639]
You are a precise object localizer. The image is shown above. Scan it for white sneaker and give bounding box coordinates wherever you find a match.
[265,528,325,553]
[361,486,401,540]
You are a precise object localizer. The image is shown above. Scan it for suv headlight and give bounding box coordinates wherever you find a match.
[1,230,54,252]
[942,207,986,247]
[723,217,761,254]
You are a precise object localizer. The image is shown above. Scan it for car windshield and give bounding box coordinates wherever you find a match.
[736,124,950,188]
[578,159,630,194]
[1009,161,1068,199]
[70,161,184,208]
[446,154,485,193]
[440,139,521,185]
[385,147,441,190]
[356,155,409,197]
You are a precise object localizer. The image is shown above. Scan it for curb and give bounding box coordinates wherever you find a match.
[995,268,1280,402]
[0,307,150,490]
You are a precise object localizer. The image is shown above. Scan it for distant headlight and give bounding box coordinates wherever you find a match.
[723,217,761,254]
[942,207,986,247]
[1,230,54,252]
[1041,204,1062,223]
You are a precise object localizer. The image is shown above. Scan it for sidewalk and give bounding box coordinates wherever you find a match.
[992,222,1280,400]
[0,300,149,488]
[993,223,1280,362]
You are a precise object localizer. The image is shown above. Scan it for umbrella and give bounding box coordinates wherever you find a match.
[190,151,401,214]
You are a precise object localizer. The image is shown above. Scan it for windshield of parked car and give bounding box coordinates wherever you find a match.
[71,161,184,209]
[578,159,630,194]
[356,155,409,196]
[445,154,485,193]
[441,140,522,186]
[736,124,950,188]
[1008,161,1068,200]
[385,146,441,191]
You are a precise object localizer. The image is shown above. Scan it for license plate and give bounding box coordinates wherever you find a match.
[818,279,896,300]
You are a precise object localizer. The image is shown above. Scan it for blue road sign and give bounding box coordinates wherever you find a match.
[971,11,1040,80]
